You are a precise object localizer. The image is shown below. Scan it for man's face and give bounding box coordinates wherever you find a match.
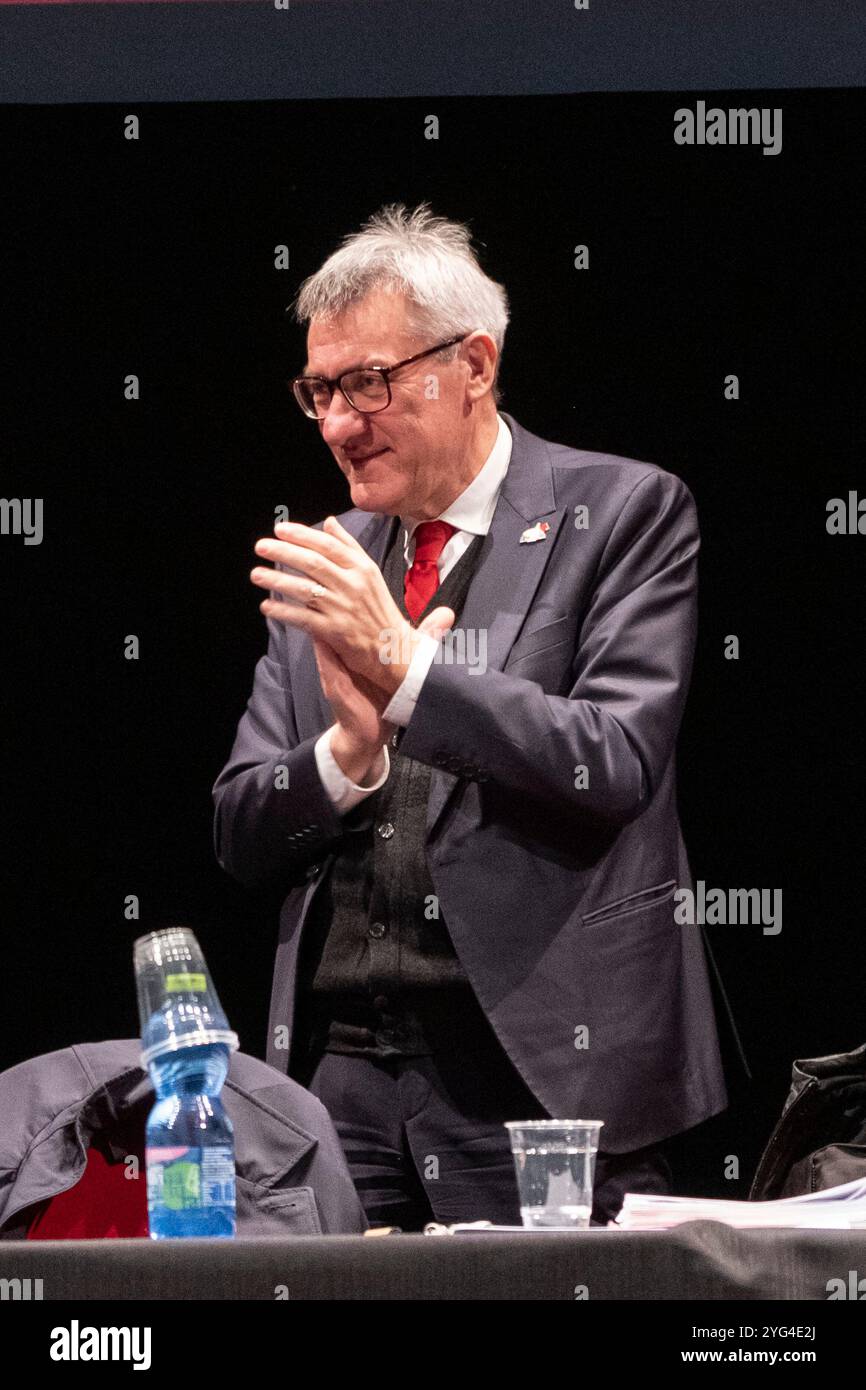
[303,288,469,517]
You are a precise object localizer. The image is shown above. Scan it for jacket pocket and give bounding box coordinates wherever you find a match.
[506,613,571,666]
[582,879,678,927]
[236,1179,323,1236]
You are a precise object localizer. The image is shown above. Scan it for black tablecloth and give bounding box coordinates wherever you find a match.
[4,1224,866,1299]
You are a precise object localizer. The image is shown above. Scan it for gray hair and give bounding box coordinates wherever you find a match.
[290,202,510,404]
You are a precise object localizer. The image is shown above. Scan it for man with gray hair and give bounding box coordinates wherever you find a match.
[213,203,732,1229]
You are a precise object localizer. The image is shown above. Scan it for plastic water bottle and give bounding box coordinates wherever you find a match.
[144,1037,236,1238]
[133,928,240,1239]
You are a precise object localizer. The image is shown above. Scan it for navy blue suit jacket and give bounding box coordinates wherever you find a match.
[213,412,729,1152]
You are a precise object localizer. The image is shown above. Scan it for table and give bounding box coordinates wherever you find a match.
[3,1224,865,1299]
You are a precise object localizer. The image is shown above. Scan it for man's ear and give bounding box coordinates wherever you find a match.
[463,331,498,401]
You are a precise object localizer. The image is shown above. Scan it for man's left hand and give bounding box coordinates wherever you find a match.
[251,515,429,696]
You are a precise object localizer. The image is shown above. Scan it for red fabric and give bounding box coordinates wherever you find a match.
[26,1141,149,1240]
[404,520,456,621]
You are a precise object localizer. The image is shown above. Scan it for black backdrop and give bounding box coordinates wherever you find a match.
[3,88,863,1198]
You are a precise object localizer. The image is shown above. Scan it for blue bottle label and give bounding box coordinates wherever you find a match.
[147,1146,236,1210]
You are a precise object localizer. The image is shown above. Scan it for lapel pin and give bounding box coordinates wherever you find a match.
[519,520,551,544]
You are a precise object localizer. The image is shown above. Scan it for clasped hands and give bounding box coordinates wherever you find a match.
[251,516,454,778]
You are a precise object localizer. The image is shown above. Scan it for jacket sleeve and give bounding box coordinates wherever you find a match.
[396,468,700,828]
[212,613,344,890]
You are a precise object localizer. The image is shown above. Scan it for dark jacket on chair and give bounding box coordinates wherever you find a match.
[750,1043,866,1199]
[0,1039,368,1238]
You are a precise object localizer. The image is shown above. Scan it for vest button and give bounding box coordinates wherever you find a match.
[369,921,387,939]
[377,1029,395,1047]
[377,821,395,840]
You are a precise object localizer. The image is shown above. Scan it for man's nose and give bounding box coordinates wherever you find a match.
[320,391,368,450]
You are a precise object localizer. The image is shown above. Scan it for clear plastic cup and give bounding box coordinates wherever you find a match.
[505,1119,604,1229]
[133,927,239,1067]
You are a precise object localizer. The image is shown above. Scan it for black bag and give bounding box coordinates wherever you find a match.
[750,1043,866,1199]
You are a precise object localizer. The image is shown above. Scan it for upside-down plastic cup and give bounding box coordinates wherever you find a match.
[133,928,239,1067]
[505,1119,604,1229]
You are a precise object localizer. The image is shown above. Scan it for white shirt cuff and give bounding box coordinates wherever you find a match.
[382,631,440,726]
[314,727,391,813]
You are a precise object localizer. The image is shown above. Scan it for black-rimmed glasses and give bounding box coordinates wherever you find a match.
[291,334,469,419]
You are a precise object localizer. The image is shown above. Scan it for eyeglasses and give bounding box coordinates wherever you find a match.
[291,334,469,419]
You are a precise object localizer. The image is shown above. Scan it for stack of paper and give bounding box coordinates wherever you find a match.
[421,1179,866,1233]
[614,1177,866,1230]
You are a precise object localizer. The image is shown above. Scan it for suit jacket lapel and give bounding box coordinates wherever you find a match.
[424,412,567,832]
[454,412,563,670]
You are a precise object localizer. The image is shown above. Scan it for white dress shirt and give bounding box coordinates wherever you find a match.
[314,412,513,812]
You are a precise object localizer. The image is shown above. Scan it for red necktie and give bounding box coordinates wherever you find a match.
[404,520,456,622]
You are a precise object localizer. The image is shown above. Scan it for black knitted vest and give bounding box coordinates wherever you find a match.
[292,515,486,1064]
